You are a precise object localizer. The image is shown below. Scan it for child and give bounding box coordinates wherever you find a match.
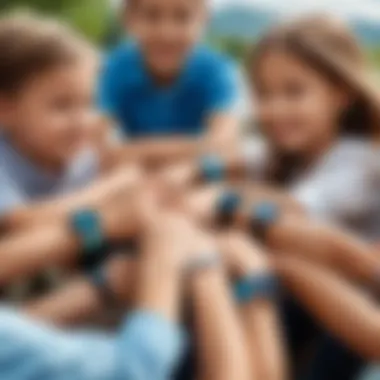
[98,0,240,162]
[0,14,101,214]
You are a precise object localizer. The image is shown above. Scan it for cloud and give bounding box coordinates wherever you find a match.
[212,0,380,23]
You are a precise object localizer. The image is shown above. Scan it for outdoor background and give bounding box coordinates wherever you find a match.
[2,0,380,67]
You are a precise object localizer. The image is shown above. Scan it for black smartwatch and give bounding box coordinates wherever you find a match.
[249,202,280,240]
[70,209,108,270]
[216,191,242,228]
[88,266,117,307]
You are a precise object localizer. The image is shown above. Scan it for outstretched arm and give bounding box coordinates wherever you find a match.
[222,231,287,380]
[24,256,137,327]
[274,257,380,361]
[0,165,141,232]
[190,230,251,380]
[182,186,378,283]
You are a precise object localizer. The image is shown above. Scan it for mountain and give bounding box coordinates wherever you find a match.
[210,6,380,46]
[209,6,278,41]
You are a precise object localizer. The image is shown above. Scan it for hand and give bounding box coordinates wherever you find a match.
[101,167,150,240]
[219,230,270,278]
[159,163,197,191]
[141,206,221,273]
[181,186,224,223]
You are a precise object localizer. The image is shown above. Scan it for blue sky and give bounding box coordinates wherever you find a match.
[212,0,380,23]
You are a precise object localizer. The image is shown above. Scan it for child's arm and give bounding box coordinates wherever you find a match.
[222,231,287,380]
[0,199,138,286]
[190,231,251,380]
[274,257,380,361]
[24,256,136,327]
[183,187,379,283]
[0,166,141,232]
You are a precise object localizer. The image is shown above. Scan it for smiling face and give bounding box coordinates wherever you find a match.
[126,0,206,78]
[253,48,351,155]
[0,59,98,171]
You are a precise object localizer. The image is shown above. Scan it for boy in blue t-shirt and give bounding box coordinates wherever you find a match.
[99,0,240,162]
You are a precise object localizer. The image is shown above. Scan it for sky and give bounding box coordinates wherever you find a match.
[212,0,380,23]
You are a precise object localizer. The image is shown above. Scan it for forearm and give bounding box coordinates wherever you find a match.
[110,138,201,169]
[274,257,380,361]
[242,300,287,380]
[0,224,80,286]
[266,216,378,282]
[192,268,251,380]
[0,166,139,232]
[0,204,137,286]
[23,256,137,327]
[136,249,182,324]
[184,187,377,281]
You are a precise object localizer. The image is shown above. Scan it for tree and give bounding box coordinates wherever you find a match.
[0,0,112,46]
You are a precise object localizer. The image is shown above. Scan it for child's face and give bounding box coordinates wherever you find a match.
[0,61,97,168]
[127,0,205,77]
[254,50,349,154]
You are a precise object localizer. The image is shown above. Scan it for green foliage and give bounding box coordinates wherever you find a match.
[0,0,113,45]
[210,36,250,62]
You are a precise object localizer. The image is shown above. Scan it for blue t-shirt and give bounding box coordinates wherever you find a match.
[98,42,238,138]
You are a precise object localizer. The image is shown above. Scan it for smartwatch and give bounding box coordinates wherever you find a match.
[234,273,278,304]
[216,191,242,228]
[70,209,107,270]
[249,202,280,240]
[199,154,225,182]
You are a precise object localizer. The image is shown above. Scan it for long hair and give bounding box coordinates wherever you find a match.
[247,15,380,184]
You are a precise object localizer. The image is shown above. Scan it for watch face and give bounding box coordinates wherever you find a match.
[253,202,279,225]
[201,155,225,182]
[216,191,241,228]
[218,192,241,215]
[71,210,103,254]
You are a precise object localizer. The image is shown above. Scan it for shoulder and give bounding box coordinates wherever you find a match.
[103,42,139,72]
[328,138,377,168]
[101,42,142,89]
[187,46,237,83]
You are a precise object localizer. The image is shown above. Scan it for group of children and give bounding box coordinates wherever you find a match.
[1,0,380,379]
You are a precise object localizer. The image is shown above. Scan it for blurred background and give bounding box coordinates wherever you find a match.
[2,0,380,66]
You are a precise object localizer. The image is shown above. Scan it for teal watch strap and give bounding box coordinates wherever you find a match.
[88,266,116,306]
[70,209,106,269]
[250,202,280,241]
[234,273,278,304]
[200,154,225,182]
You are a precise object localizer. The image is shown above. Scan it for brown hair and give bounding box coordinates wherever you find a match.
[0,13,96,94]
[247,14,380,184]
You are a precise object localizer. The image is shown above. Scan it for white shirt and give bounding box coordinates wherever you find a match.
[243,137,380,240]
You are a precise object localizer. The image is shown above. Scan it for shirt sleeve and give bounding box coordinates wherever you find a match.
[0,169,25,216]
[290,146,377,224]
[205,60,240,116]
[0,307,186,380]
[97,56,120,118]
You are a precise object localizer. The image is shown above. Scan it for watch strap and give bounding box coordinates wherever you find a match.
[234,273,278,304]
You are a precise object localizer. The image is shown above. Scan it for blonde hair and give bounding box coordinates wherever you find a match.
[0,12,97,94]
